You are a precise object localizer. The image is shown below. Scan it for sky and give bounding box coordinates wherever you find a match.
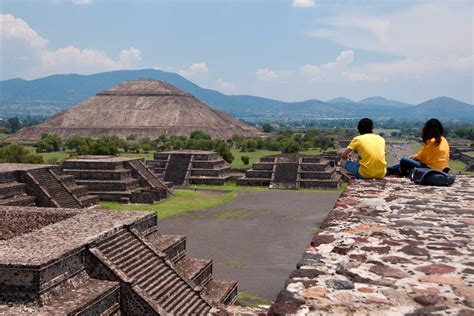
[1,0,473,104]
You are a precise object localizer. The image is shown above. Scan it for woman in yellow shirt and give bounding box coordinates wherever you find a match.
[387,119,450,176]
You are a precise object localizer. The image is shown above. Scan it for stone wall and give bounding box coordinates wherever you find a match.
[269,176,474,315]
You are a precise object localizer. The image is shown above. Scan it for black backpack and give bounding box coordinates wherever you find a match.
[409,167,456,186]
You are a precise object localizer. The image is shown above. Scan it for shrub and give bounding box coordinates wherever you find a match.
[35,134,62,153]
[0,143,43,164]
[241,155,250,165]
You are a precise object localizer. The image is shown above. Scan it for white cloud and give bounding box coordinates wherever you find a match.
[300,49,354,79]
[256,68,280,81]
[309,2,472,59]
[215,78,236,94]
[178,62,209,77]
[39,46,141,75]
[72,0,93,5]
[0,14,47,49]
[292,0,319,8]
[0,13,142,78]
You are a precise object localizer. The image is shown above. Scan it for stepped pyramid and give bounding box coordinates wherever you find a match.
[0,163,98,208]
[9,79,258,141]
[147,150,232,186]
[237,154,342,189]
[0,207,237,314]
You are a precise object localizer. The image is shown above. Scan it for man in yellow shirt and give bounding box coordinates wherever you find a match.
[340,118,387,179]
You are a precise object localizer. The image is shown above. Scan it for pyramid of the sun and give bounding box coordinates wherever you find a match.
[9,79,258,141]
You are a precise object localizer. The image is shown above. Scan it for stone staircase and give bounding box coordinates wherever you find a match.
[90,229,213,314]
[148,150,233,186]
[238,154,342,189]
[271,160,299,189]
[144,227,238,306]
[163,154,192,185]
[27,168,83,208]
[125,159,171,198]
[63,157,170,204]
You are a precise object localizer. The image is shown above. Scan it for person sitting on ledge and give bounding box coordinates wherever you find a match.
[387,118,450,177]
[340,118,387,179]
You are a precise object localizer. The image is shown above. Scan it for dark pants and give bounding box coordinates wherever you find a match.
[387,157,427,177]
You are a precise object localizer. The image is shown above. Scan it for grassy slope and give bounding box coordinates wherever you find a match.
[100,189,236,219]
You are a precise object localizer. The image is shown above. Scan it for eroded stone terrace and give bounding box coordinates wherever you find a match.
[270,175,474,315]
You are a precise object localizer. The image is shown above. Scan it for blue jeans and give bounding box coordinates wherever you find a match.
[387,157,427,177]
[344,160,363,179]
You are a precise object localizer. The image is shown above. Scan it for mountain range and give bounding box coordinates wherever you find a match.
[1,69,473,121]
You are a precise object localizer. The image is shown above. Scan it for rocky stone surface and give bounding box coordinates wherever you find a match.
[268,175,474,315]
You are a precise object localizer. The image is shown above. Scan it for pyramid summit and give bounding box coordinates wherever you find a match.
[9,79,258,141]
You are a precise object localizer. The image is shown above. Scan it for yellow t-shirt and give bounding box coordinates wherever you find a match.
[348,134,387,179]
[412,136,450,170]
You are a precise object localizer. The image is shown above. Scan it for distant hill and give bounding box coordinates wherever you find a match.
[327,97,355,104]
[1,69,473,121]
[359,96,412,108]
[413,97,474,120]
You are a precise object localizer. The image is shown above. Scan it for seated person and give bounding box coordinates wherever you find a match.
[387,118,450,176]
[340,118,387,179]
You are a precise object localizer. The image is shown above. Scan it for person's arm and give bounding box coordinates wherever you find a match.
[412,142,429,161]
[340,147,353,160]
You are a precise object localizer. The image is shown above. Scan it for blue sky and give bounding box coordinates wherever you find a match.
[1,0,473,104]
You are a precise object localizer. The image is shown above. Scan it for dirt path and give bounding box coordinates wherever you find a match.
[158,190,341,301]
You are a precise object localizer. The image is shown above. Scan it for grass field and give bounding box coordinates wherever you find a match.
[449,160,467,172]
[100,189,236,219]
[237,292,270,307]
[0,133,10,141]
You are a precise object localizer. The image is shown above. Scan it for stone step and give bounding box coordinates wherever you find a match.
[67,184,89,197]
[76,179,140,192]
[299,174,341,189]
[188,176,232,185]
[78,194,100,207]
[0,181,27,199]
[63,168,133,181]
[93,230,211,314]
[36,272,120,315]
[175,256,213,287]
[0,194,36,206]
[201,279,238,305]
[149,234,186,262]
[28,168,82,208]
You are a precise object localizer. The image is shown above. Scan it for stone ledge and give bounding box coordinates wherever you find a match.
[269,175,474,315]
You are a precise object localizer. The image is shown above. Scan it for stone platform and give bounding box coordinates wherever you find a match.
[0,206,237,314]
[0,163,98,208]
[147,150,232,186]
[269,175,474,315]
[237,154,341,190]
[62,156,171,203]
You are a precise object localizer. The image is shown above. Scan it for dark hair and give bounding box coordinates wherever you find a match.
[422,118,444,145]
[357,118,373,135]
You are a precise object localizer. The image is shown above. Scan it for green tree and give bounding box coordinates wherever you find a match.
[214,142,234,163]
[282,140,300,154]
[0,143,43,164]
[262,123,274,133]
[241,155,250,165]
[35,134,62,153]
[7,117,21,133]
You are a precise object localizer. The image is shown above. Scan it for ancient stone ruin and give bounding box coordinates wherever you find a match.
[237,154,341,189]
[0,163,98,208]
[8,79,259,141]
[0,206,237,314]
[147,150,232,186]
[62,156,172,204]
[267,175,474,315]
